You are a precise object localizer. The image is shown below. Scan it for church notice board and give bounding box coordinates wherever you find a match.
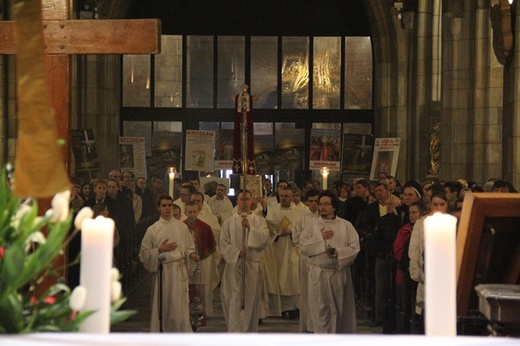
[456,193,520,316]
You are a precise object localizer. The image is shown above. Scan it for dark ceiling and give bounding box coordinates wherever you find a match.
[125,0,371,36]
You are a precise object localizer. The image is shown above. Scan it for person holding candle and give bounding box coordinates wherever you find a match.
[139,195,200,332]
[408,189,448,334]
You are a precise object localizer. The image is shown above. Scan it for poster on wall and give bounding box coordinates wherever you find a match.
[309,128,341,171]
[71,129,100,173]
[151,131,182,177]
[123,121,152,156]
[215,129,234,170]
[254,134,274,175]
[274,128,304,171]
[119,136,147,178]
[185,130,216,172]
[369,137,401,180]
[342,134,374,176]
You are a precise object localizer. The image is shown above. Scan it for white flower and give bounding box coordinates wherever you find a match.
[11,203,32,229]
[24,231,46,253]
[69,286,87,311]
[110,267,120,283]
[111,281,122,302]
[49,190,71,223]
[74,207,94,230]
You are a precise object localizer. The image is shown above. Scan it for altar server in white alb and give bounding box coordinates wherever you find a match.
[300,190,360,333]
[220,190,270,332]
[139,195,200,332]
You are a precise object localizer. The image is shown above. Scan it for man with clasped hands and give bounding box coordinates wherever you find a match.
[139,195,200,332]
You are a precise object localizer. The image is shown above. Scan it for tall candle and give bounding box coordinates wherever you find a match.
[320,166,329,190]
[79,216,115,333]
[168,167,175,198]
[424,212,457,336]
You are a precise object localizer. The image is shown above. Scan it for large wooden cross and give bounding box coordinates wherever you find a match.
[0,0,160,291]
[0,0,160,196]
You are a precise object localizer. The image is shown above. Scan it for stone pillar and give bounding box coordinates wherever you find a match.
[473,4,503,183]
[73,55,120,180]
[441,4,475,181]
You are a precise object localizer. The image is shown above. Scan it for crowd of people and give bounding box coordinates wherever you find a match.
[66,170,516,334]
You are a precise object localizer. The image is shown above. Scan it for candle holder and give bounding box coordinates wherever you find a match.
[320,166,330,190]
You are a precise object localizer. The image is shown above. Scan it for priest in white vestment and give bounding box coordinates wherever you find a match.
[139,195,200,332]
[207,183,234,225]
[300,190,360,333]
[220,190,270,332]
[265,187,306,318]
[293,189,320,333]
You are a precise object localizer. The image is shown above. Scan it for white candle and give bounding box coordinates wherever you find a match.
[320,167,329,190]
[79,216,115,333]
[424,212,457,336]
[168,167,175,198]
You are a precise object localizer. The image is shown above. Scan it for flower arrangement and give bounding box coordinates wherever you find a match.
[0,165,134,333]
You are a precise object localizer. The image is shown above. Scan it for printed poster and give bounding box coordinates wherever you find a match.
[185,130,216,172]
[370,137,401,180]
[151,131,182,177]
[71,129,100,173]
[215,129,234,170]
[274,128,304,171]
[309,128,341,171]
[254,134,274,175]
[119,136,147,178]
[123,121,152,156]
[342,134,374,175]
[254,123,274,175]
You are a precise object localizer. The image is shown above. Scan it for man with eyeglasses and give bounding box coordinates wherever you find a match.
[300,190,360,333]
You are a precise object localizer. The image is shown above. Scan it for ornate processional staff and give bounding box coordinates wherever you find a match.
[240,84,250,310]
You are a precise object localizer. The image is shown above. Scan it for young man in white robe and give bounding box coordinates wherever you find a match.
[293,189,320,333]
[300,190,360,333]
[207,183,234,225]
[139,195,200,332]
[185,193,221,316]
[220,190,270,332]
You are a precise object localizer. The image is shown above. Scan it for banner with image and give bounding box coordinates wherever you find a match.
[215,129,234,170]
[71,129,100,173]
[185,130,216,172]
[119,136,147,178]
[370,137,401,180]
[151,131,182,177]
[309,128,341,171]
[274,128,304,171]
[342,134,374,176]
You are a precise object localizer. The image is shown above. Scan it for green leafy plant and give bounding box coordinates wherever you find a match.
[0,165,135,333]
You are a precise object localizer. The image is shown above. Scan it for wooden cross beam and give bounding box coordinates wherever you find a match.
[0,1,160,179]
[0,0,160,291]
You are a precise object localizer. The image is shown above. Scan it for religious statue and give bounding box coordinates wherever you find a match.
[429,122,440,176]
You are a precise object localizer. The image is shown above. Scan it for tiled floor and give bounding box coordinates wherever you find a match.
[112,270,383,334]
